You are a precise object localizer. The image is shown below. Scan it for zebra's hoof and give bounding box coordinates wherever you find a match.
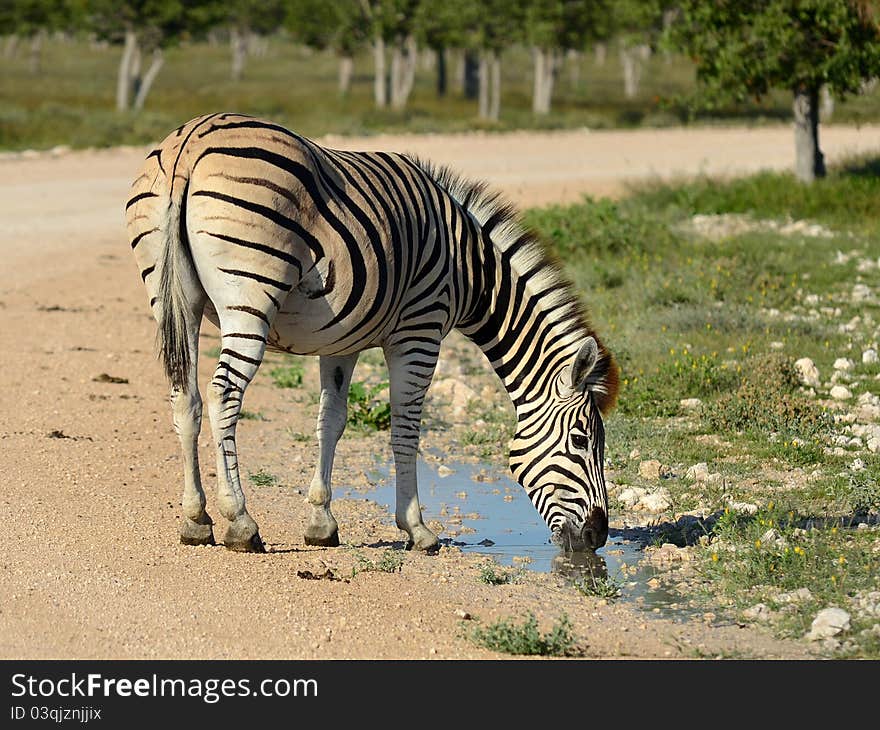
[304,507,339,547]
[223,514,265,553]
[179,516,215,546]
[405,525,440,554]
[304,530,340,547]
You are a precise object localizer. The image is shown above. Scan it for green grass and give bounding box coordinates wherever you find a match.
[478,564,522,585]
[572,573,624,601]
[248,468,277,487]
[3,37,880,151]
[351,549,405,576]
[467,612,579,657]
[525,157,880,657]
[239,410,265,421]
[269,360,305,388]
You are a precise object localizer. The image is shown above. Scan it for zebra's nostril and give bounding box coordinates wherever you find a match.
[581,507,608,550]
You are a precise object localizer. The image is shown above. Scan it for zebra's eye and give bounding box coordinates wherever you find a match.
[571,433,590,451]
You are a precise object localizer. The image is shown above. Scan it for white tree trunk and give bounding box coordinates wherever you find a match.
[455,50,465,94]
[478,52,489,118]
[489,52,501,121]
[390,35,416,110]
[567,48,581,89]
[373,37,387,107]
[338,55,353,95]
[532,47,555,114]
[133,48,164,111]
[620,43,650,99]
[4,34,19,59]
[29,29,45,74]
[116,29,138,111]
[793,87,826,183]
[230,26,248,81]
[594,42,607,66]
[819,85,834,121]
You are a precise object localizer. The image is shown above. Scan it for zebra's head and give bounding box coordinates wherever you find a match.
[508,335,618,552]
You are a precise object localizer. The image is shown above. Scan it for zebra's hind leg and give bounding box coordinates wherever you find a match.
[304,353,359,547]
[172,304,215,547]
[385,341,440,553]
[205,317,271,553]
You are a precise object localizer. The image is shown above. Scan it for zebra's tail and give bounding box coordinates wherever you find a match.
[156,180,197,394]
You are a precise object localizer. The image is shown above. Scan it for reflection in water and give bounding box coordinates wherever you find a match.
[550,550,608,582]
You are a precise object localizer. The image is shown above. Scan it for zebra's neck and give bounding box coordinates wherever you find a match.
[456,237,590,411]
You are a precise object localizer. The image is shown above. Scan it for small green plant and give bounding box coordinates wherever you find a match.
[286,428,313,442]
[239,410,265,421]
[270,360,305,388]
[351,549,404,576]
[573,573,623,601]
[478,564,521,585]
[468,612,579,657]
[248,469,277,487]
[203,345,222,359]
[347,382,391,431]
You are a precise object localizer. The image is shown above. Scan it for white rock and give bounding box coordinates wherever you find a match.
[863,348,879,365]
[833,357,854,372]
[618,487,647,509]
[804,294,820,306]
[852,284,872,302]
[679,398,702,411]
[868,437,880,453]
[686,463,710,482]
[743,603,772,621]
[728,500,758,515]
[830,385,853,400]
[806,607,851,640]
[437,465,455,478]
[851,458,866,472]
[430,378,477,418]
[638,490,672,513]
[638,459,662,480]
[857,391,880,407]
[794,357,821,388]
[777,587,812,604]
[629,447,641,460]
[769,341,784,350]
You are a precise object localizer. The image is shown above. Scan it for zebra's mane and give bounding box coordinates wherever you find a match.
[411,156,619,415]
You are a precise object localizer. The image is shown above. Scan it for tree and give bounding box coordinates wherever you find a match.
[472,1,526,121]
[82,1,199,112]
[0,0,72,73]
[360,0,422,109]
[285,0,368,95]
[524,0,611,114]
[666,1,880,183]
[201,0,284,82]
[612,1,669,99]
[414,0,469,97]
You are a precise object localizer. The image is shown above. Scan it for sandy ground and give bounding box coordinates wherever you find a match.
[2,122,878,660]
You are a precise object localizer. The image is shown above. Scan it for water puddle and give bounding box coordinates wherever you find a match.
[342,460,689,615]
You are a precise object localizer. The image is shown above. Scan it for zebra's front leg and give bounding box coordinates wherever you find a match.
[304,353,359,547]
[385,342,440,552]
[205,320,271,553]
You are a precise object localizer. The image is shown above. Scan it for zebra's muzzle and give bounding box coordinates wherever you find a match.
[551,507,608,552]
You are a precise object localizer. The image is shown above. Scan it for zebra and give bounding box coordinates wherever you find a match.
[126,112,619,555]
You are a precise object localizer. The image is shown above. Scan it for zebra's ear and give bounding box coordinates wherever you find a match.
[570,337,599,390]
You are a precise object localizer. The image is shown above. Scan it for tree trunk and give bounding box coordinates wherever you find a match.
[819,85,834,121]
[338,54,353,96]
[133,48,164,111]
[793,87,826,183]
[594,42,607,66]
[532,47,555,114]
[435,45,447,97]
[478,52,489,118]
[463,49,479,99]
[390,35,417,110]
[373,37,387,107]
[116,29,138,111]
[230,26,248,81]
[455,50,465,94]
[4,34,19,59]
[29,29,45,74]
[620,43,649,99]
[489,52,501,121]
[567,48,581,89]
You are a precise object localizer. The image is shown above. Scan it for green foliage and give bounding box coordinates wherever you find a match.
[665,0,880,104]
[705,353,831,440]
[239,410,265,421]
[478,564,522,585]
[352,549,405,575]
[467,612,579,656]
[248,468,277,487]
[572,573,623,600]
[347,381,392,431]
[269,360,305,388]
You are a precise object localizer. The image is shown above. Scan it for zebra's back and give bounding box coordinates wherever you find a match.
[126,112,457,357]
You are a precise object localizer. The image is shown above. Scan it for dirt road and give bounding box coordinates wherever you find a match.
[2,122,876,660]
